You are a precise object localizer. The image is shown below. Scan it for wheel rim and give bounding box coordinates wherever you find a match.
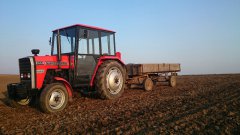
[17,98,30,105]
[106,67,123,95]
[49,89,65,110]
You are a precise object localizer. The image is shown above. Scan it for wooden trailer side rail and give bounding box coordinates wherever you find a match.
[126,63,181,76]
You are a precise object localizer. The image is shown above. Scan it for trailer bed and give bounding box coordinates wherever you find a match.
[126,63,181,76]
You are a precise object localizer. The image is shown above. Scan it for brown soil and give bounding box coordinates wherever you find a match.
[0,75,19,92]
[0,74,239,134]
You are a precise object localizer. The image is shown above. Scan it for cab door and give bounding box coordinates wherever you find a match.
[74,29,100,87]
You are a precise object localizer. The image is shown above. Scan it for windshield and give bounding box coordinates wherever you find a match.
[52,27,76,55]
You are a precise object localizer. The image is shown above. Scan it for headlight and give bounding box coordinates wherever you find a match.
[27,73,31,78]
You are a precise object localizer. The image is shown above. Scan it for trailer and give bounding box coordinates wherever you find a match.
[126,63,181,91]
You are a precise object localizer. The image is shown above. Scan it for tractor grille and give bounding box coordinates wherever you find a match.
[19,58,31,74]
[19,57,32,89]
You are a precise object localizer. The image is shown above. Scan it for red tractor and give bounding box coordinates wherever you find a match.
[8,24,126,113]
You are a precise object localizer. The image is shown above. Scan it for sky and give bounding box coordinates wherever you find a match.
[0,0,239,75]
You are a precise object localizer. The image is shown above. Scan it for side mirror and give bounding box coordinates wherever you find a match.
[31,49,40,56]
[49,37,52,46]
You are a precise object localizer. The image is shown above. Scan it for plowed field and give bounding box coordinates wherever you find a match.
[0,74,240,134]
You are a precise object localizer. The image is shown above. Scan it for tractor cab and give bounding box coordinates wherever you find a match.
[51,24,116,56]
[51,24,119,87]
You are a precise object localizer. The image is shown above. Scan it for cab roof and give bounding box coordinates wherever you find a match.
[53,24,115,33]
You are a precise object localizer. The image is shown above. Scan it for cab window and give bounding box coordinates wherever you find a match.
[101,32,115,55]
[52,28,76,55]
[78,29,100,55]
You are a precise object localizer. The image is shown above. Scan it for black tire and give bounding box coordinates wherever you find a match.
[143,78,154,91]
[95,60,125,99]
[169,76,177,87]
[39,83,68,113]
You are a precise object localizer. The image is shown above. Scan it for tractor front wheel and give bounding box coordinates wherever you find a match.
[95,61,125,99]
[40,83,68,113]
[8,97,31,108]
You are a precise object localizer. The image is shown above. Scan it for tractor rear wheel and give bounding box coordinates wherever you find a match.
[95,61,125,99]
[40,83,68,113]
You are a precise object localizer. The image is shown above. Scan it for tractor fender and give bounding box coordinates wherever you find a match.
[90,56,125,86]
[54,77,73,102]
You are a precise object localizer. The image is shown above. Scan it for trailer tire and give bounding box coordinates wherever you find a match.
[143,78,154,91]
[170,76,177,87]
[95,61,125,99]
[40,83,68,113]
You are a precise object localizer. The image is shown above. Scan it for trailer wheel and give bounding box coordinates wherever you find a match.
[169,76,177,87]
[40,83,68,113]
[95,61,125,99]
[143,78,154,91]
